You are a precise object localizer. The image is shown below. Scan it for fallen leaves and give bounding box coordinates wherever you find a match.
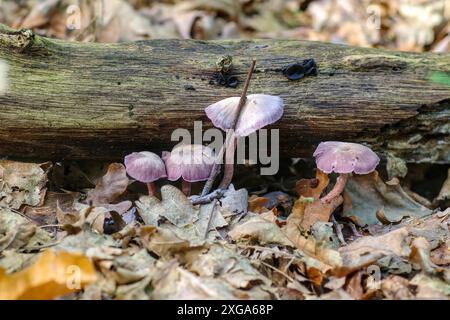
[86,163,129,207]
[0,208,52,251]
[343,171,432,226]
[293,169,342,230]
[337,227,411,275]
[0,249,97,300]
[137,185,196,227]
[0,160,52,209]
[229,214,293,247]
[0,155,447,300]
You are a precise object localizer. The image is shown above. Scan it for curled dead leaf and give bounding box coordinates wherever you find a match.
[229,214,293,247]
[343,171,432,226]
[140,225,191,257]
[87,163,129,205]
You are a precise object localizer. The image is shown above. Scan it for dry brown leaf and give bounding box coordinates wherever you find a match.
[410,273,450,299]
[92,0,179,42]
[187,244,272,291]
[228,214,293,247]
[248,195,270,213]
[381,275,414,300]
[140,225,191,257]
[409,237,438,274]
[56,200,80,226]
[0,160,52,209]
[345,271,364,300]
[343,171,432,226]
[220,185,248,214]
[430,240,450,266]
[0,208,52,251]
[20,0,60,29]
[301,197,343,230]
[284,196,342,269]
[0,249,97,300]
[87,163,129,205]
[24,191,78,226]
[136,185,196,227]
[0,223,36,251]
[295,169,329,199]
[336,227,410,276]
[151,260,237,300]
[292,170,341,230]
[58,203,106,235]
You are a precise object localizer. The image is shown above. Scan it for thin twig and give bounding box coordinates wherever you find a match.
[200,59,257,197]
[260,260,295,282]
[19,241,62,252]
[192,189,224,205]
[40,224,63,228]
[236,244,302,260]
[331,215,347,246]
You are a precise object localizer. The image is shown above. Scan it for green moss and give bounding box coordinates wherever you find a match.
[430,71,450,87]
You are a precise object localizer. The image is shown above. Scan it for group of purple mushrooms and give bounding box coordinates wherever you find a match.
[124,92,380,210]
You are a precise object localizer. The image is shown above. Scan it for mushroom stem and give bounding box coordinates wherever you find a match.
[146,182,157,197]
[219,134,237,190]
[182,180,191,196]
[321,173,349,204]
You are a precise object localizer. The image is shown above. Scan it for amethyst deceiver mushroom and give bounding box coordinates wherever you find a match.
[163,144,215,196]
[313,141,380,203]
[205,94,284,188]
[124,151,167,197]
[205,94,284,138]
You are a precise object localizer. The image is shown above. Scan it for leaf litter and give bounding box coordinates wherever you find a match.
[0,0,449,300]
[0,156,447,300]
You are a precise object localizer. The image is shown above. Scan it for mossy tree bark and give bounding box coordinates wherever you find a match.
[0,25,449,163]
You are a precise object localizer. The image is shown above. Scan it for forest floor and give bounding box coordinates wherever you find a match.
[0,0,449,300]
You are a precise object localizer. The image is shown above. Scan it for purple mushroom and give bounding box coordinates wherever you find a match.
[124,151,167,197]
[205,94,284,138]
[313,141,380,203]
[205,94,284,188]
[163,144,215,196]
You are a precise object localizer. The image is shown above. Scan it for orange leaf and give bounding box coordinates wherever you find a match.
[248,195,270,213]
[0,250,97,300]
[295,169,329,199]
[292,169,341,229]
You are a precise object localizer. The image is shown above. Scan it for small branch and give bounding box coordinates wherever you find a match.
[331,215,347,246]
[201,59,256,197]
[191,189,225,205]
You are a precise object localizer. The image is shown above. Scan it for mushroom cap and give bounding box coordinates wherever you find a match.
[163,144,216,182]
[313,141,380,174]
[124,151,167,183]
[205,94,284,137]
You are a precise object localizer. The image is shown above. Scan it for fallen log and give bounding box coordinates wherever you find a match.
[0,25,449,163]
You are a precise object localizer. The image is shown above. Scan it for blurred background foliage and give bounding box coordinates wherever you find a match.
[0,0,449,52]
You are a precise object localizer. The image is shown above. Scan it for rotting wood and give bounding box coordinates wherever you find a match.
[0,25,449,163]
